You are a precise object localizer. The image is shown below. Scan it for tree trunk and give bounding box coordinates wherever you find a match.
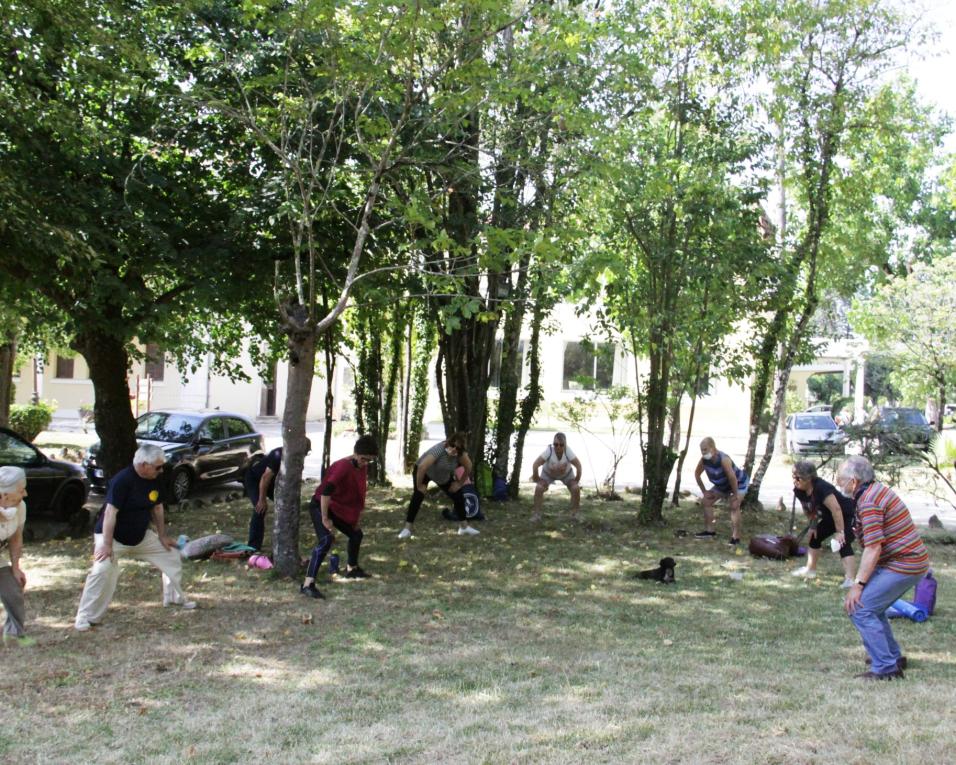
[492,289,526,481]
[273,306,315,578]
[322,330,335,474]
[405,310,432,469]
[75,330,137,480]
[509,294,544,498]
[0,326,16,427]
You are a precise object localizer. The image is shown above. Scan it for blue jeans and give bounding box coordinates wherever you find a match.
[849,567,924,674]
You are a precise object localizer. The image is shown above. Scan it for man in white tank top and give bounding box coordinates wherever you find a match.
[529,432,583,522]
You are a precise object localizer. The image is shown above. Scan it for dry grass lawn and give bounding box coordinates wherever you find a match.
[3,482,955,764]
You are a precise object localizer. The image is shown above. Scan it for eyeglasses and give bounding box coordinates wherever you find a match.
[358,456,376,464]
[553,442,564,447]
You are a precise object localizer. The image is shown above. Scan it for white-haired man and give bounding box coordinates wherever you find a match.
[838,456,929,680]
[0,465,30,642]
[75,444,195,631]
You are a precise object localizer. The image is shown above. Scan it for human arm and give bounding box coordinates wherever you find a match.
[8,521,26,588]
[822,493,846,543]
[95,504,119,561]
[571,457,583,483]
[530,456,545,482]
[458,453,473,483]
[721,456,738,493]
[151,503,174,550]
[320,494,334,532]
[694,460,706,492]
[256,467,276,514]
[416,454,437,493]
[844,543,881,614]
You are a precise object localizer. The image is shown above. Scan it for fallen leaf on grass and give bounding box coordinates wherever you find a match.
[301,613,313,625]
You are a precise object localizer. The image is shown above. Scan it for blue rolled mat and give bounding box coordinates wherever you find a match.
[886,599,928,622]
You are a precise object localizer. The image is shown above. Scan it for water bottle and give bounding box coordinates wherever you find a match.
[830,537,842,553]
[329,554,340,575]
[177,534,189,549]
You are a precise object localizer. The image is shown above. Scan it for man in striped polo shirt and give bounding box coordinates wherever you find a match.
[837,456,929,681]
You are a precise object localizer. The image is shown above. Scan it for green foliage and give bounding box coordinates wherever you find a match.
[806,373,843,406]
[850,255,956,407]
[9,400,56,442]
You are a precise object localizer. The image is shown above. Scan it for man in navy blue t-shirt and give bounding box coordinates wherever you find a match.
[245,439,310,550]
[75,444,195,631]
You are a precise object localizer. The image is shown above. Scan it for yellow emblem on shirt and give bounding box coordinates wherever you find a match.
[149,490,160,503]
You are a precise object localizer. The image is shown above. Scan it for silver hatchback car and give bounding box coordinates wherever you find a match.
[785,412,846,455]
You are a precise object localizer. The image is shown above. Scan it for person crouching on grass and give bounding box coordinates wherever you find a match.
[0,466,31,645]
[300,435,379,600]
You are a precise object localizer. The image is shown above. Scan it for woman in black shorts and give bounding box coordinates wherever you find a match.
[790,460,858,587]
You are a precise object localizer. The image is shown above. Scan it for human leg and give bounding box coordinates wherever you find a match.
[728,492,743,542]
[849,568,923,675]
[303,500,333,582]
[245,477,265,550]
[402,482,430,535]
[131,530,192,607]
[531,479,549,521]
[74,534,122,629]
[0,565,26,637]
[331,515,364,569]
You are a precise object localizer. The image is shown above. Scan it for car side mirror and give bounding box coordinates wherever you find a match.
[194,436,215,447]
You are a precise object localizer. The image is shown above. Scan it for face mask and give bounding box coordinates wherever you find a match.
[702,452,714,461]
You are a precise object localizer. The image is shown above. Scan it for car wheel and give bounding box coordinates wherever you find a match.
[170,467,193,504]
[56,483,87,524]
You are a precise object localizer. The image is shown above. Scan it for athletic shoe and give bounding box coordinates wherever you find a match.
[840,578,854,589]
[299,583,325,599]
[694,530,716,539]
[791,566,816,579]
[458,526,480,536]
[343,566,370,579]
[74,622,93,632]
[856,669,904,681]
[164,599,198,609]
[397,528,412,540]
[727,537,740,547]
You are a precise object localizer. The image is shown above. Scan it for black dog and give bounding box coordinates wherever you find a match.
[636,557,676,584]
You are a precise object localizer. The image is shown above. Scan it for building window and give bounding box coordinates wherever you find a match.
[563,341,614,391]
[145,344,165,382]
[55,355,75,379]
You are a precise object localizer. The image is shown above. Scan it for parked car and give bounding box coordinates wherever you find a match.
[0,426,89,525]
[83,410,265,503]
[785,412,846,455]
[869,407,934,452]
[803,404,833,414]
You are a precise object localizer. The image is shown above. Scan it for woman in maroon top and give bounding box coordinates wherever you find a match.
[300,435,379,599]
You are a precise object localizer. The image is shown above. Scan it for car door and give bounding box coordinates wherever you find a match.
[192,416,234,483]
[225,417,261,476]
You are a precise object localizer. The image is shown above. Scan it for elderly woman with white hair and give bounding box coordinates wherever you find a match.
[0,465,30,642]
[74,444,195,632]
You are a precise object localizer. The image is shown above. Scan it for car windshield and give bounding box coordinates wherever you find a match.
[135,413,203,443]
[795,415,836,430]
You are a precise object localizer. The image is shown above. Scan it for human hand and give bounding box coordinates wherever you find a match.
[844,584,864,614]
[94,543,113,562]
[417,483,428,494]
[160,535,175,551]
[12,566,26,588]
[530,474,539,483]
[322,516,333,532]
[255,498,268,514]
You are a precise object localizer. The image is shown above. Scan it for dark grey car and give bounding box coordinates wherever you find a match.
[83,410,265,503]
[0,427,89,524]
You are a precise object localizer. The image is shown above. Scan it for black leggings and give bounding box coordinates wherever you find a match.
[307,499,363,578]
[809,509,856,557]
[406,479,466,523]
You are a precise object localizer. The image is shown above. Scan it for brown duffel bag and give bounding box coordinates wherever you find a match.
[748,534,799,560]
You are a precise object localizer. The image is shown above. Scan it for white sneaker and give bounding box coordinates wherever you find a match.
[458,526,480,536]
[840,578,854,589]
[74,622,92,632]
[398,528,412,540]
[164,600,197,609]
[791,566,811,577]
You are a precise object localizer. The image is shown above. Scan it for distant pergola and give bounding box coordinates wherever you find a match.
[790,336,869,423]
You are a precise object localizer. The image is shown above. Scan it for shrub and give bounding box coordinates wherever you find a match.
[9,400,56,442]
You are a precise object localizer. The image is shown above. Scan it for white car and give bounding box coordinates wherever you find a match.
[786,412,846,456]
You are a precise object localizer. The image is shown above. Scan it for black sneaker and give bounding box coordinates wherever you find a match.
[299,583,325,599]
[728,537,741,547]
[343,566,370,579]
[694,530,716,540]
